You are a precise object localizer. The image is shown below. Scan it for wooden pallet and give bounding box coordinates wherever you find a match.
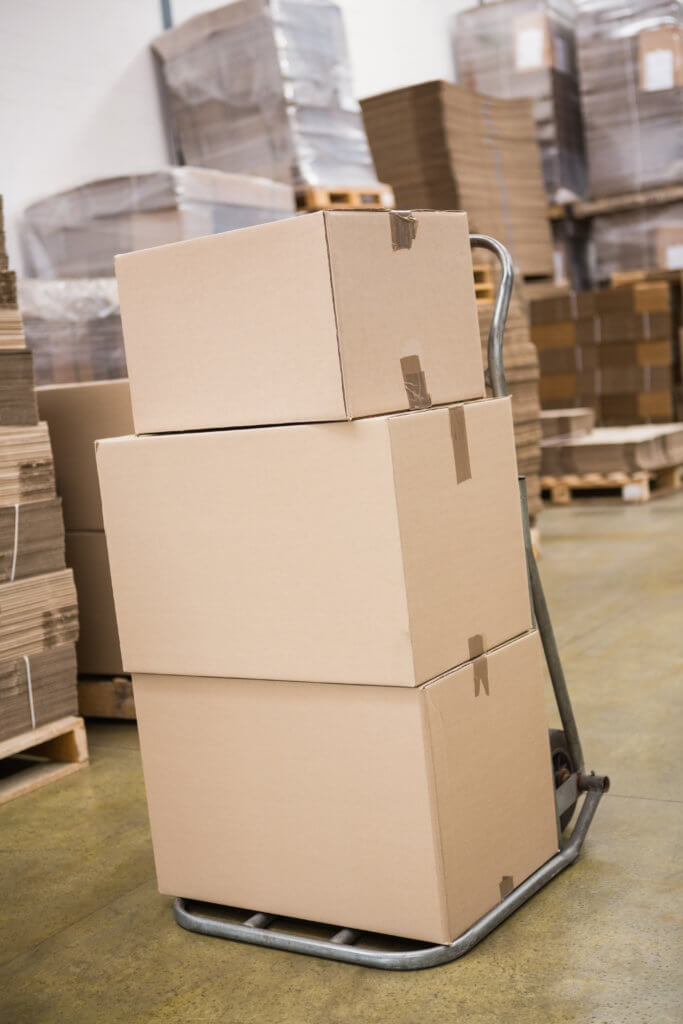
[473,264,495,303]
[78,675,135,719]
[549,183,683,222]
[295,183,394,211]
[541,465,682,505]
[0,715,88,805]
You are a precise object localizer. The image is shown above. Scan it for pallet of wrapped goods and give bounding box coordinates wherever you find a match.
[360,80,554,279]
[453,0,587,202]
[575,0,683,199]
[19,279,126,386]
[22,168,296,279]
[151,2,377,188]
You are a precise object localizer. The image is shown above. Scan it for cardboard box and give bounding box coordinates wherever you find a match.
[65,531,122,676]
[540,407,595,439]
[36,380,133,531]
[115,210,485,434]
[97,398,531,685]
[134,630,559,945]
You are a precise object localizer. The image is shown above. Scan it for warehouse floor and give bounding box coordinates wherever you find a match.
[1,495,682,1024]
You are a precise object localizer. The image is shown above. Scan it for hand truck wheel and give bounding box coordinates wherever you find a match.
[550,728,578,831]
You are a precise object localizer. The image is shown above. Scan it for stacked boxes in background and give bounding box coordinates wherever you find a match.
[531,279,681,423]
[576,0,682,199]
[36,380,133,679]
[151,0,378,187]
[0,196,79,743]
[19,279,125,385]
[360,81,554,279]
[478,285,544,520]
[453,0,587,201]
[96,211,559,943]
[22,168,295,278]
[576,0,683,280]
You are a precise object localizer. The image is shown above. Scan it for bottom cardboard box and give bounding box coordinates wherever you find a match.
[134,631,559,945]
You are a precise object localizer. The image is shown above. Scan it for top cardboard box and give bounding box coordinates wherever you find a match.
[115,210,485,434]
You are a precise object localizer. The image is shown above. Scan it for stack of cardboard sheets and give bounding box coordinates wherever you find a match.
[453,0,586,201]
[151,1,377,187]
[478,283,543,519]
[96,210,559,945]
[0,195,78,745]
[531,279,680,423]
[360,80,554,278]
[37,380,133,677]
[541,421,683,475]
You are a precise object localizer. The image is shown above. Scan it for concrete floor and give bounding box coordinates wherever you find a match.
[1,495,682,1024]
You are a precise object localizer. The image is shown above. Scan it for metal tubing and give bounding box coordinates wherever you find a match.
[469,233,514,399]
[173,780,607,972]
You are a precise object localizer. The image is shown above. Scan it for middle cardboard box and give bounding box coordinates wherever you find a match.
[96,396,531,686]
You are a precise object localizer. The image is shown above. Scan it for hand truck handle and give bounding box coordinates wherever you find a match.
[469,234,514,399]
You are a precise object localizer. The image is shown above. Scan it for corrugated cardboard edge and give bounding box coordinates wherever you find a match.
[321,212,352,419]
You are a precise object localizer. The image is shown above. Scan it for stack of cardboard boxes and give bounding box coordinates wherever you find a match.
[478,285,544,520]
[360,81,554,279]
[36,380,133,679]
[531,280,678,423]
[96,211,559,944]
[0,196,79,743]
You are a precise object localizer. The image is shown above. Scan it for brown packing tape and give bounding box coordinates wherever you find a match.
[389,212,417,251]
[400,354,432,410]
[473,655,489,698]
[449,406,472,483]
[499,875,514,900]
[467,634,486,660]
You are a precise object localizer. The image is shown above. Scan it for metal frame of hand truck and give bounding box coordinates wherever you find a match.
[173,233,609,970]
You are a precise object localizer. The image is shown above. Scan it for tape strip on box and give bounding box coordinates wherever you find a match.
[400,354,432,410]
[449,406,472,483]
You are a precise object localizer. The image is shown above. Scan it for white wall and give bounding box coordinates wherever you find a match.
[1,0,469,273]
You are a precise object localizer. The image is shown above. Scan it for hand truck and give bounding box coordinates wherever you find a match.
[173,234,609,970]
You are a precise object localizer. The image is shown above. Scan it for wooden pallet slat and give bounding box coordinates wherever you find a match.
[541,465,681,505]
[0,714,88,805]
[78,676,135,719]
[296,183,395,212]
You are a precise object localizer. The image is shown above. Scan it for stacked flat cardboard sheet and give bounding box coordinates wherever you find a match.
[541,407,595,439]
[22,168,296,279]
[0,498,65,583]
[541,423,683,475]
[576,0,683,198]
[360,80,554,277]
[0,423,56,506]
[0,350,38,425]
[19,279,126,386]
[0,569,78,662]
[0,194,78,743]
[477,283,543,518]
[454,0,586,200]
[37,380,133,676]
[531,280,678,423]
[100,209,558,944]
[0,645,78,743]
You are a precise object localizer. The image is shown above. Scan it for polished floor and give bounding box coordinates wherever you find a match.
[1,495,682,1024]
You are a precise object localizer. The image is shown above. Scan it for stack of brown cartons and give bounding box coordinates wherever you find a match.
[453,0,587,202]
[36,380,133,679]
[477,284,544,519]
[360,81,554,278]
[0,197,79,744]
[96,211,559,944]
[531,280,678,423]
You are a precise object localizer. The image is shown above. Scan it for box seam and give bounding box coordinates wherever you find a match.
[321,212,351,420]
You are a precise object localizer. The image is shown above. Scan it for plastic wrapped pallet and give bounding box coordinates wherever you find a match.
[453,0,587,201]
[361,81,554,278]
[576,0,683,198]
[590,201,683,283]
[19,279,125,386]
[22,167,295,278]
[151,0,377,187]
